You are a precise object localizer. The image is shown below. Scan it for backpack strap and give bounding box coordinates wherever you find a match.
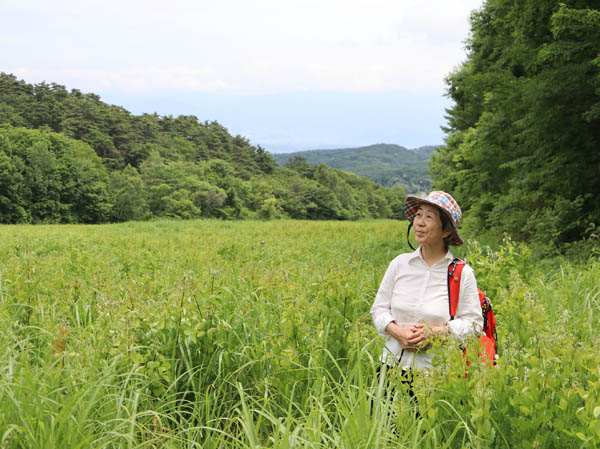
[448,258,466,320]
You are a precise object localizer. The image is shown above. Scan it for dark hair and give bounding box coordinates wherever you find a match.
[438,208,455,251]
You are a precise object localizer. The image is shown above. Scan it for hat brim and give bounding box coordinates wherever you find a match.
[404,196,463,246]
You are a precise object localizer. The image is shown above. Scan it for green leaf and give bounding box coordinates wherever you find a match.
[590,420,600,438]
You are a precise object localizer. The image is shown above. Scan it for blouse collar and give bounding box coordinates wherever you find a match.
[408,246,455,266]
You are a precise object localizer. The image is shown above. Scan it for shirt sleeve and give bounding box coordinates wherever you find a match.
[447,264,484,340]
[370,258,398,336]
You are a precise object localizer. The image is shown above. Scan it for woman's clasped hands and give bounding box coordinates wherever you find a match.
[386,321,449,352]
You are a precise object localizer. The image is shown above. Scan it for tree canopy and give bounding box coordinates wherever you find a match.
[432,0,600,249]
[0,73,406,223]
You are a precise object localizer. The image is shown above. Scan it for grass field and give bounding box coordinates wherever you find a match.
[0,220,598,448]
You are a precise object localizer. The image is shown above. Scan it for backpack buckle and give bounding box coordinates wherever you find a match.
[449,261,457,277]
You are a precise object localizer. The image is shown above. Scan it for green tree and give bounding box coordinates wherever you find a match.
[109,165,147,221]
[191,182,226,217]
[286,156,314,178]
[254,145,276,174]
[0,125,111,223]
[257,197,281,220]
[61,139,112,223]
[384,185,407,220]
[0,135,28,222]
[434,0,600,248]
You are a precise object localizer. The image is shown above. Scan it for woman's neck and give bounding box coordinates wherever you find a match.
[420,243,447,267]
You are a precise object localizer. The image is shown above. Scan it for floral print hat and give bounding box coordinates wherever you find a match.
[403,191,463,246]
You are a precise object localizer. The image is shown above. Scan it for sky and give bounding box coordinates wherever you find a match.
[1,0,484,152]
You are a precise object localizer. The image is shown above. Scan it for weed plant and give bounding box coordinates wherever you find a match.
[0,220,598,448]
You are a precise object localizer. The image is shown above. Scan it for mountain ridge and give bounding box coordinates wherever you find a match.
[272,143,437,193]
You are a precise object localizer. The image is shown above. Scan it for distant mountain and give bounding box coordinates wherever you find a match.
[272,143,437,193]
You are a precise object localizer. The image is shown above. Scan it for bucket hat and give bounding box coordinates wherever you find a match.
[404,191,463,246]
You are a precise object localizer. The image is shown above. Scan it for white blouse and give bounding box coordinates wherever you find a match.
[370,247,483,369]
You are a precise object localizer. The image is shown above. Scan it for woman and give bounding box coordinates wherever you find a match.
[370,191,483,371]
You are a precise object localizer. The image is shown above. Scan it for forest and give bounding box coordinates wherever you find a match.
[0,74,405,224]
[431,0,600,251]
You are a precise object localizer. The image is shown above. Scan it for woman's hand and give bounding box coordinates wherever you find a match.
[405,324,428,348]
[385,322,449,351]
[385,322,424,350]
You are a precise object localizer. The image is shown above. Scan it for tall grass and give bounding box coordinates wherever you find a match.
[0,220,598,448]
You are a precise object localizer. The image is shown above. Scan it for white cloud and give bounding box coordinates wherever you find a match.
[10,67,234,92]
[1,0,483,94]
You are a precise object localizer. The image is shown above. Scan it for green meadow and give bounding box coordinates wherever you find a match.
[0,220,598,448]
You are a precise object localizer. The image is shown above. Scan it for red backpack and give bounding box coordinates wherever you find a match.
[448,258,498,364]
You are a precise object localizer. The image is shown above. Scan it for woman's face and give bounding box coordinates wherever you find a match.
[413,203,451,248]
